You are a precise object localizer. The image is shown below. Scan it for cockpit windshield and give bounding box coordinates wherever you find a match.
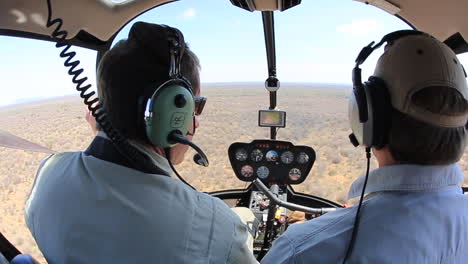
[1,0,468,262]
[108,0,415,201]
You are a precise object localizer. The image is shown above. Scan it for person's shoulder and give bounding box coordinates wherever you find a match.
[188,191,252,230]
[193,191,237,214]
[281,207,358,252]
[36,152,82,174]
[41,151,82,164]
[263,208,357,264]
[292,207,354,235]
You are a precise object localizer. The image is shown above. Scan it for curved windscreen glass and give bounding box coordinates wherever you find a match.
[1,0,468,262]
[109,0,414,201]
[0,36,97,261]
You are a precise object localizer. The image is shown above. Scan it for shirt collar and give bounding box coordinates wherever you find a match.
[93,131,173,176]
[348,163,464,199]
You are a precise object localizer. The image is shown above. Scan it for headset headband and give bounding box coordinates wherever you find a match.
[165,26,186,79]
[352,30,426,123]
[355,30,426,66]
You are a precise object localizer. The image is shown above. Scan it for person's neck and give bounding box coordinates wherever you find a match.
[96,131,167,159]
[373,146,396,168]
[378,158,396,168]
[151,145,166,157]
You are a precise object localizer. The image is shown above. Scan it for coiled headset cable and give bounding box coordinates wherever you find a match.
[45,0,168,175]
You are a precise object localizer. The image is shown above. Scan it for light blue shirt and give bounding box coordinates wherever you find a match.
[25,151,258,264]
[262,164,468,264]
[0,253,8,264]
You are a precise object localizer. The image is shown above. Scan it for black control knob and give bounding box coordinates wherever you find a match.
[174,94,187,108]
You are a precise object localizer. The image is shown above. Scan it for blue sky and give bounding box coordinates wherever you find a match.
[1,0,467,107]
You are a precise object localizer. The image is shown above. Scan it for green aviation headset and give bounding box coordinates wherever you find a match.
[143,26,195,149]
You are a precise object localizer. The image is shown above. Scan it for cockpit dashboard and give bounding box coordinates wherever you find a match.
[228,140,316,185]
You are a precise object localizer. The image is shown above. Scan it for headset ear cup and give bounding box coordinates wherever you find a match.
[348,90,365,146]
[350,30,420,148]
[364,77,392,148]
[349,81,375,148]
[361,83,374,147]
[145,83,195,148]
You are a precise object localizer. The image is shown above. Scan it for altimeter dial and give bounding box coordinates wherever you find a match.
[280,151,294,164]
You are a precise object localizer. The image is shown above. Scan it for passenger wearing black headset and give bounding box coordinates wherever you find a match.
[25,22,258,264]
[262,31,468,263]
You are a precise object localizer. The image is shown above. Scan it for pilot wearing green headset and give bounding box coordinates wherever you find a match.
[25,22,258,264]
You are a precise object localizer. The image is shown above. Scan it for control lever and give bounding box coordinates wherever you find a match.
[253,179,337,214]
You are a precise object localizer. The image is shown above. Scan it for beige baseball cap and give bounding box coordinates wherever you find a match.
[373,34,468,128]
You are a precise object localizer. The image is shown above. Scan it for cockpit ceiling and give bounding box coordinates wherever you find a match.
[0,0,467,45]
[357,0,468,43]
[0,0,174,42]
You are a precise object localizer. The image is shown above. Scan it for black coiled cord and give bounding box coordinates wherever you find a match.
[45,0,166,175]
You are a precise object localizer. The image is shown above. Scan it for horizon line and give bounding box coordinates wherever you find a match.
[0,82,352,109]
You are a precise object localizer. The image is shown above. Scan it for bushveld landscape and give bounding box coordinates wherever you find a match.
[1,83,468,261]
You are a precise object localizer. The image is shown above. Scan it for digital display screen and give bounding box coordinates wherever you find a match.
[258,110,286,127]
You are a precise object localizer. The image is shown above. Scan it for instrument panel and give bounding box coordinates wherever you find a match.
[228,140,316,184]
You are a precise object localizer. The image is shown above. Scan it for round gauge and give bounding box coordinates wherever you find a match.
[235,148,248,161]
[257,166,270,179]
[280,151,294,164]
[241,165,254,178]
[289,168,302,181]
[297,152,309,164]
[251,149,263,162]
[266,150,279,162]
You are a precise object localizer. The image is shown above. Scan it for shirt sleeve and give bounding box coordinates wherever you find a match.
[24,155,54,238]
[227,219,259,264]
[260,233,295,264]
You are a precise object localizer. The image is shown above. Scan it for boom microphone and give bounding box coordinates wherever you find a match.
[168,131,209,167]
[193,153,205,166]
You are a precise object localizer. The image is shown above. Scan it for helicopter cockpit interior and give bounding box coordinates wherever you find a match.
[1,0,468,263]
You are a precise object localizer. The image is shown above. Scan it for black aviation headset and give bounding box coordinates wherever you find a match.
[348,29,428,149]
[343,29,428,263]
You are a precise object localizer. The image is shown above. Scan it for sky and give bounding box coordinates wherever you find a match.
[1,0,468,107]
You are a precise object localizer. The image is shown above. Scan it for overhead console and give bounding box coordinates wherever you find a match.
[229,0,301,12]
[228,140,316,185]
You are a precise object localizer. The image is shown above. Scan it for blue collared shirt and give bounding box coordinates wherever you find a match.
[262,164,468,264]
[25,135,258,264]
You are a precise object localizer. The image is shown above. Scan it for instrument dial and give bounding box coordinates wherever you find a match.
[257,166,269,179]
[280,151,294,164]
[235,148,248,161]
[289,168,302,181]
[241,165,254,178]
[251,149,263,162]
[266,150,279,162]
[297,152,309,164]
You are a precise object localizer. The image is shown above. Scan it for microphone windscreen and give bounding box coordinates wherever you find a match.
[193,153,204,166]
